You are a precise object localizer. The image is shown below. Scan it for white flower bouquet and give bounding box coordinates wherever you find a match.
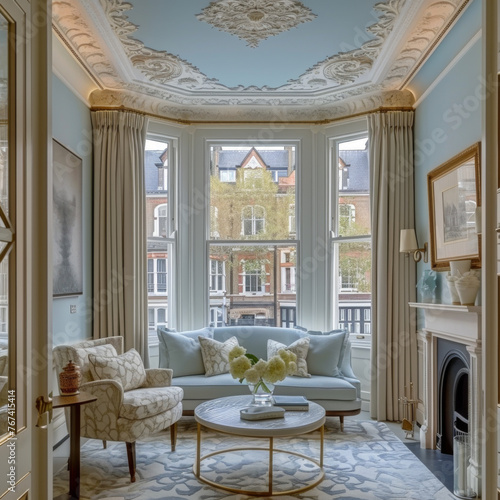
[228,345,297,395]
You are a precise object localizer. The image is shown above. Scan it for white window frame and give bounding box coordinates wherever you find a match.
[339,203,356,228]
[241,260,266,295]
[220,169,235,182]
[209,259,225,293]
[153,204,168,237]
[242,205,266,236]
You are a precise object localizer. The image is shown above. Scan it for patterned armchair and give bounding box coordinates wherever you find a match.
[53,336,183,482]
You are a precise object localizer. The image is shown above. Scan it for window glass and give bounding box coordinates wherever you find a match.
[209,144,297,327]
[332,137,371,336]
[145,138,175,340]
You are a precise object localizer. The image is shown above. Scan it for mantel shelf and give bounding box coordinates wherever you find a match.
[408,302,481,315]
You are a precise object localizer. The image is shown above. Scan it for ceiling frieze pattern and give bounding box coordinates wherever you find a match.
[52,0,471,122]
[195,0,317,49]
[95,0,406,92]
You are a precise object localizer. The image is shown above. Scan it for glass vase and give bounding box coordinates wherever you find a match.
[248,379,275,406]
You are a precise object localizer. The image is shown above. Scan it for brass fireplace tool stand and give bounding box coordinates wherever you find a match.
[398,382,418,439]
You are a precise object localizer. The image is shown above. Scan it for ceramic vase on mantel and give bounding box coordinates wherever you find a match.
[248,379,275,406]
[446,274,461,305]
[449,259,471,277]
[455,271,480,306]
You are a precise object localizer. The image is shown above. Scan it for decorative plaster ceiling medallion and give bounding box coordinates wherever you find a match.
[196,0,317,48]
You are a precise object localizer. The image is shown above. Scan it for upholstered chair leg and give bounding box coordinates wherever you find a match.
[126,442,136,483]
[170,421,177,452]
[102,440,107,449]
[340,416,344,431]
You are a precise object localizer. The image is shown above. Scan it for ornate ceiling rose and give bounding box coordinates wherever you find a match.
[196,0,317,48]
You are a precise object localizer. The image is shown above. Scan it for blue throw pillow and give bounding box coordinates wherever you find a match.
[306,330,348,377]
[157,327,213,377]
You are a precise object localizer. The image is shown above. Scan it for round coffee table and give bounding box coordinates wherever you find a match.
[194,395,326,496]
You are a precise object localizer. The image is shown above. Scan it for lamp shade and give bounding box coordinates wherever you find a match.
[400,229,418,253]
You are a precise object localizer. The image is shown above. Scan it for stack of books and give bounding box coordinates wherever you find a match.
[272,395,309,411]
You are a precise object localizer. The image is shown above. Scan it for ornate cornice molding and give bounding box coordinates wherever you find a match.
[393,0,472,88]
[52,1,121,88]
[196,0,317,49]
[51,0,470,122]
[89,87,415,123]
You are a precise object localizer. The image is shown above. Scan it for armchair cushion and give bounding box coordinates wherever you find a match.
[74,344,118,383]
[120,386,184,420]
[267,337,311,378]
[198,336,238,376]
[89,348,146,391]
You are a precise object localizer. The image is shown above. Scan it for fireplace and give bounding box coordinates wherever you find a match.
[409,302,481,496]
[436,339,470,454]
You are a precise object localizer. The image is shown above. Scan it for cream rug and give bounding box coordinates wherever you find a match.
[53,417,455,499]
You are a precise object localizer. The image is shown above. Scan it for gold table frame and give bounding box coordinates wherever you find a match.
[193,422,325,496]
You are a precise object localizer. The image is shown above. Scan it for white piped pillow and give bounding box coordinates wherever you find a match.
[198,336,239,377]
[267,337,311,378]
[89,348,146,391]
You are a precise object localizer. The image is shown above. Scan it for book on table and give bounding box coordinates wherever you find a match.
[272,395,309,411]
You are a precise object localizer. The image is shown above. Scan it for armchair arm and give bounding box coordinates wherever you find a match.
[78,380,124,441]
[144,368,173,388]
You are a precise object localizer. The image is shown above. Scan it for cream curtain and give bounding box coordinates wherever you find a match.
[92,110,150,366]
[368,110,417,421]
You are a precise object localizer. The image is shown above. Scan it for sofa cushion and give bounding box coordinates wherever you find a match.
[172,373,357,402]
[157,327,213,377]
[199,336,239,376]
[89,348,146,391]
[267,337,311,378]
[120,386,184,420]
[306,330,348,377]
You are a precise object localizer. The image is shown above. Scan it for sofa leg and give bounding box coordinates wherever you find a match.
[102,440,107,449]
[170,422,177,452]
[340,416,344,432]
[126,442,136,483]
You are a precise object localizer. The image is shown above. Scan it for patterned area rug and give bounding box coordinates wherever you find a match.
[53,417,455,499]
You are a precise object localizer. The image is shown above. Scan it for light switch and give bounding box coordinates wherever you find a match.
[70,305,77,314]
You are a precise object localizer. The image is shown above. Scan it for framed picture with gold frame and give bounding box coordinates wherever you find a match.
[427,142,481,271]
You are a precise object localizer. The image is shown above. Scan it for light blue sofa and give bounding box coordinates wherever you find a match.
[157,326,361,427]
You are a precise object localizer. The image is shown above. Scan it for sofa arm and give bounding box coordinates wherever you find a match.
[144,368,173,387]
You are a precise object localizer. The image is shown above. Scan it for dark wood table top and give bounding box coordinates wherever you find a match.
[53,391,97,409]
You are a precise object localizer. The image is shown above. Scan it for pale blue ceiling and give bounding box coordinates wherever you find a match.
[125,0,381,89]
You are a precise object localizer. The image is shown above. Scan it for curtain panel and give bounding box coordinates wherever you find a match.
[91,110,150,366]
[368,110,417,421]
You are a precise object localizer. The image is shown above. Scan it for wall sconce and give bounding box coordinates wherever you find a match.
[400,229,428,263]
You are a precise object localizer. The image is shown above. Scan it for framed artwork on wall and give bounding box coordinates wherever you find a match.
[427,142,481,271]
[53,139,83,296]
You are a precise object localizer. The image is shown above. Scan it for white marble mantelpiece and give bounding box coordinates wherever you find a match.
[409,302,482,497]
[409,302,481,344]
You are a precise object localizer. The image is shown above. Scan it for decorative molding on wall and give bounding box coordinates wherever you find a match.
[196,0,317,48]
[51,0,470,122]
[392,0,473,88]
[88,87,415,123]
